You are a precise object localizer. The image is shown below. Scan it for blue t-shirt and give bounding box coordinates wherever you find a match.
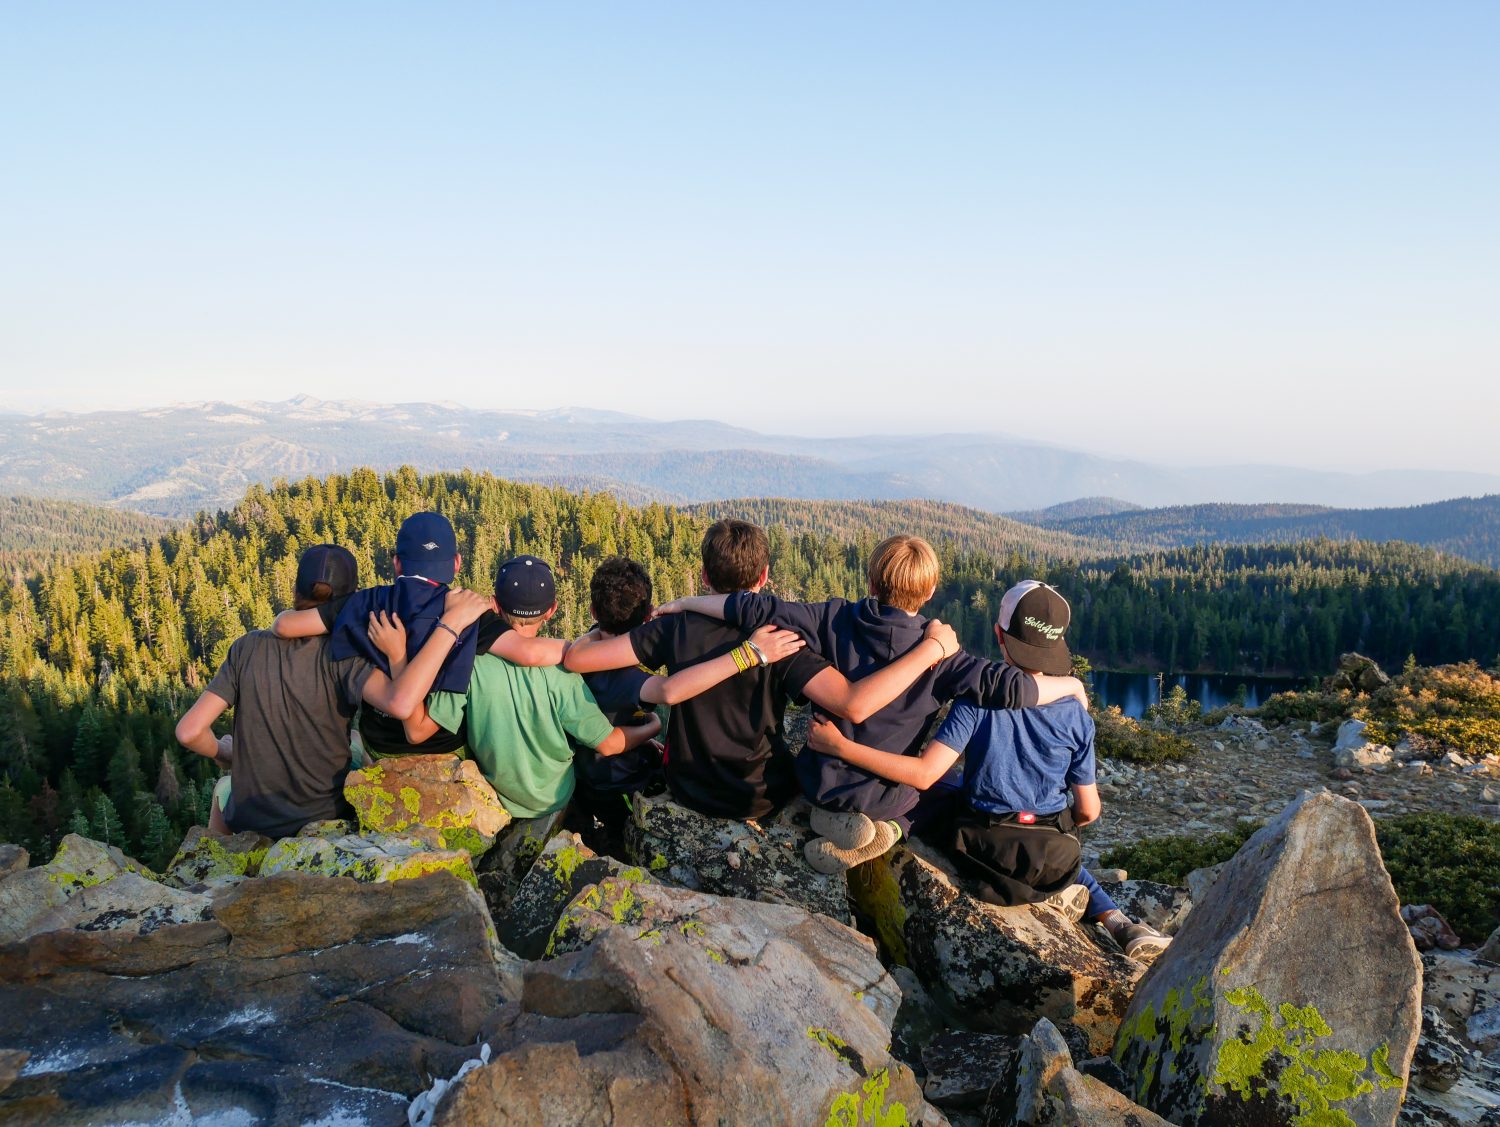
[933,698,1096,817]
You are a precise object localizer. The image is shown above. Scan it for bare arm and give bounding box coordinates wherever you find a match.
[491,631,568,667]
[593,716,662,758]
[807,716,961,791]
[651,594,729,620]
[801,620,959,724]
[638,625,806,706]
[400,700,443,745]
[176,691,230,761]
[271,607,329,639]
[564,631,643,674]
[1071,782,1101,826]
[1034,674,1088,707]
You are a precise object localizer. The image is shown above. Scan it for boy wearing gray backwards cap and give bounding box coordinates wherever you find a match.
[808,580,1171,963]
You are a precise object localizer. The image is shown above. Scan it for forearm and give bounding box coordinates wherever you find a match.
[564,633,640,674]
[401,702,441,745]
[824,735,938,789]
[618,717,661,752]
[176,693,229,760]
[1033,674,1087,707]
[377,627,460,719]
[667,595,729,620]
[640,650,742,706]
[272,608,327,639]
[492,632,567,667]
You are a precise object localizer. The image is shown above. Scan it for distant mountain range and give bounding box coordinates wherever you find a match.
[5,396,1499,519]
[1030,496,1500,569]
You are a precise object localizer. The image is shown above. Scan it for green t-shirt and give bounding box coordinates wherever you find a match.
[427,654,615,818]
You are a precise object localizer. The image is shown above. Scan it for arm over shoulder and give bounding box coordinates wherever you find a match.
[938,654,1040,710]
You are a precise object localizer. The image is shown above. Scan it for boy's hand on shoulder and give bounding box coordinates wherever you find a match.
[368,611,406,662]
[442,588,493,631]
[807,714,845,756]
[749,624,805,664]
[923,619,959,664]
[651,599,687,618]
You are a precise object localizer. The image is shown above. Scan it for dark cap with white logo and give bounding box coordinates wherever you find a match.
[997,580,1073,676]
[295,544,358,603]
[395,511,458,584]
[495,555,557,618]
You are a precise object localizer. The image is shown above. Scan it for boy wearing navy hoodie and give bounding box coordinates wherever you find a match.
[652,535,1087,871]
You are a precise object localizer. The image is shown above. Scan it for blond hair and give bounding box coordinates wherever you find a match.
[867,535,940,613]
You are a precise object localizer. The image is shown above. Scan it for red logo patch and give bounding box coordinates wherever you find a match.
[1017,811,1037,824]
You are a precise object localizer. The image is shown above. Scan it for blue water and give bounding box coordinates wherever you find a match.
[1089,670,1305,720]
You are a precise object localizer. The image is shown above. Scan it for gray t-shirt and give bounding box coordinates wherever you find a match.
[206,630,374,839]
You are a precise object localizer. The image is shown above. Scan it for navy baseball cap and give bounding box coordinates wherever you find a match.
[495,555,556,618]
[295,544,358,603]
[394,512,458,584]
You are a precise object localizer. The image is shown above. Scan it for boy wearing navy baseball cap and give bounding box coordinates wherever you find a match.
[808,579,1172,964]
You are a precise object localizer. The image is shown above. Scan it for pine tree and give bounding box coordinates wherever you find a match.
[89,793,123,847]
[139,801,175,870]
[66,809,91,837]
[154,750,181,810]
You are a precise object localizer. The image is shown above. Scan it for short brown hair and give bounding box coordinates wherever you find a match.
[701,519,770,593]
[868,535,940,612]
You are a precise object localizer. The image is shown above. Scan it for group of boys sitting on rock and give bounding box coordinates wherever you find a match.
[175,511,1170,962]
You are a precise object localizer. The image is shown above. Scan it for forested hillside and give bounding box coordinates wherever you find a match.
[1,496,178,577]
[690,497,1121,561]
[1040,495,1500,568]
[4,468,1500,869]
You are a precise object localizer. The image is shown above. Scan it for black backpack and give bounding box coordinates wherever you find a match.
[944,807,1083,907]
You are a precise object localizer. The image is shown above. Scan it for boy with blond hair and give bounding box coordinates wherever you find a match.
[651,534,1088,871]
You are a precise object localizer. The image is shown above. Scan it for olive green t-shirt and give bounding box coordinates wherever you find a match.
[427,654,614,818]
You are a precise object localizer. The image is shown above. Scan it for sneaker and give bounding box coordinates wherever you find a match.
[809,807,877,850]
[803,821,902,875]
[1118,922,1172,964]
[1040,883,1091,923]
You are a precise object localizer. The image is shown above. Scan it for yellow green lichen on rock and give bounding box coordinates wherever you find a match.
[1209,984,1402,1126]
[823,1068,909,1127]
[1112,973,1217,1104]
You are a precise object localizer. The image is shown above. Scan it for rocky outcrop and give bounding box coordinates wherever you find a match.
[1479,925,1500,964]
[1098,877,1193,935]
[498,832,649,959]
[346,753,511,857]
[432,877,943,1126]
[0,845,26,880]
[1403,904,1464,952]
[19,872,211,938]
[476,808,570,919]
[1113,789,1422,1127]
[1326,652,1393,694]
[849,838,1142,1057]
[994,1018,1175,1126]
[623,791,852,923]
[1334,718,1396,770]
[1404,951,1500,1124]
[260,828,477,885]
[0,870,503,1126]
[0,835,156,944]
[920,1030,1017,1111]
[160,826,271,889]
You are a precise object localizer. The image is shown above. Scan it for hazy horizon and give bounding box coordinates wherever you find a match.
[3,4,1497,473]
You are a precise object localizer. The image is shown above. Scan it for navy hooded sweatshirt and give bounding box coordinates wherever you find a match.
[725,592,1040,821]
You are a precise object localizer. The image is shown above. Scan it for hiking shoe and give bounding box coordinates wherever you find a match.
[809,807,877,850]
[1118,922,1172,964]
[803,821,902,875]
[1040,883,1091,923]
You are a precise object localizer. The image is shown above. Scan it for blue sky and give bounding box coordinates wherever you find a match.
[1,3,1496,471]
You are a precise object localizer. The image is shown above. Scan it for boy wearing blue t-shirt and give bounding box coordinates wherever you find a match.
[807,580,1170,963]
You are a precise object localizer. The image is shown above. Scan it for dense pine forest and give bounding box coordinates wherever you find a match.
[4,467,1500,867]
[1,495,179,578]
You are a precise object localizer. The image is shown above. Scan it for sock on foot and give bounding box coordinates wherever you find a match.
[1097,909,1131,937]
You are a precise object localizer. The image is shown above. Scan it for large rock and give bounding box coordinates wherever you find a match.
[0,870,503,1126]
[498,832,650,959]
[849,838,1142,1056]
[920,1030,1018,1110]
[260,829,477,885]
[160,826,271,889]
[1408,951,1500,1125]
[1327,653,1392,694]
[0,835,155,944]
[346,754,511,857]
[1479,926,1500,964]
[433,877,944,1126]
[1098,878,1193,935]
[0,845,26,880]
[622,791,851,923]
[20,872,212,939]
[1112,789,1422,1127]
[994,1018,1175,1126]
[475,808,570,919]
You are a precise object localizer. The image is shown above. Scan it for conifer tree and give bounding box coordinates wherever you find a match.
[89,793,123,847]
[154,751,181,810]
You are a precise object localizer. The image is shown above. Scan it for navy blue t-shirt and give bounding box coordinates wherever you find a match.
[571,666,664,797]
[934,697,1096,817]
